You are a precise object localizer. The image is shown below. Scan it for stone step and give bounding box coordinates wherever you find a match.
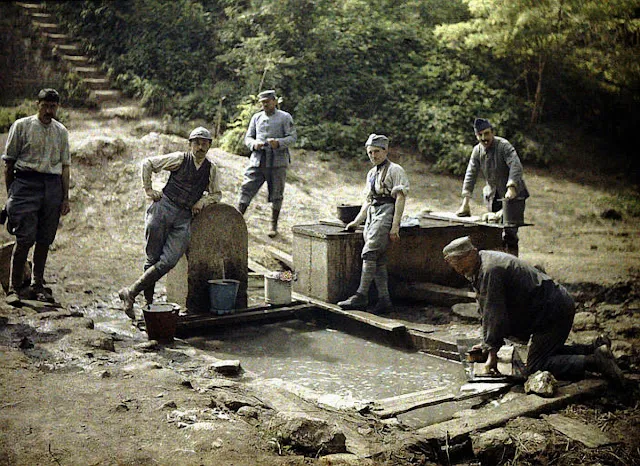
[61,54,90,64]
[82,78,111,90]
[42,32,71,42]
[71,66,102,78]
[16,2,45,10]
[28,12,52,20]
[90,89,124,103]
[32,22,61,32]
[55,43,82,54]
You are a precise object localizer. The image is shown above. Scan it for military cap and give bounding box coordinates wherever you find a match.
[364,133,389,150]
[473,118,492,133]
[37,88,60,102]
[443,236,475,259]
[258,90,277,101]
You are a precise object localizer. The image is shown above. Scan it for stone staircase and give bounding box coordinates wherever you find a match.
[16,1,123,105]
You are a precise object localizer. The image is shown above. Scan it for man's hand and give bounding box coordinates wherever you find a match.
[482,210,502,223]
[456,197,471,217]
[60,199,70,216]
[192,199,205,215]
[344,221,359,232]
[505,185,517,200]
[254,141,265,150]
[145,188,162,201]
[389,224,400,242]
[267,138,279,149]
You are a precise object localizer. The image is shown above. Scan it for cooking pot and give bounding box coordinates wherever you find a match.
[336,204,361,224]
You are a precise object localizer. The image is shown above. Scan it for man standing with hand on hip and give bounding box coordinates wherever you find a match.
[237,90,297,238]
[2,88,70,305]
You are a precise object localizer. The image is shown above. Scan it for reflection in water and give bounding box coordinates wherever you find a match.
[195,320,467,402]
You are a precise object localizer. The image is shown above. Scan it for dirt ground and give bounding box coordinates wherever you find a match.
[0,104,639,465]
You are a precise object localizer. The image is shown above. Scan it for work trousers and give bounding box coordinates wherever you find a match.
[238,163,287,209]
[144,196,192,276]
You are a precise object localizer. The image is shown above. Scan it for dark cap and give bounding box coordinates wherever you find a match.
[443,236,475,259]
[258,90,277,101]
[473,118,492,133]
[37,88,60,102]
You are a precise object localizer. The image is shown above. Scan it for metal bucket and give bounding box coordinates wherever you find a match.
[336,204,361,224]
[265,276,292,305]
[501,198,526,226]
[143,303,178,343]
[208,279,239,315]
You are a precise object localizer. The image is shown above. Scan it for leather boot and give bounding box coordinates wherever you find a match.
[237,202,248,215]
[337,292,368,310]
[585,345,625,387]
[119,266,163,319]
[371,296,393,314]
[268,208,280,238]
[143,284,155,307]
[32,243,54,302]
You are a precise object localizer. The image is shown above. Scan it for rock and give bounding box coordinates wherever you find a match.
[159,400,177,410]
[524,371,557,397]
[84,334,115,352]
[451,302,480,321]
[209,390,264,412]
[472,427,514,465]
[237,406,259,419]
[319,453,374,465]
[134,340,160,352]
[209,360,242,376]
[99,370,111,379]
[271,412,347,455]
[72,136,127,166]
[573,312,597,331]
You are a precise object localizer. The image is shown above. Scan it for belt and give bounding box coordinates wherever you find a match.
[14,171,60,179]
[371,196,395,206]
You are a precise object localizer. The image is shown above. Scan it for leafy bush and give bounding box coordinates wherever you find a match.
[219,98,257,157]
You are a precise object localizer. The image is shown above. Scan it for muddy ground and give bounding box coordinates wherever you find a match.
[0,104,639,465]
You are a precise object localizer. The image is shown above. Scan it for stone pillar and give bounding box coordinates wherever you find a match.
[166,203,248,313]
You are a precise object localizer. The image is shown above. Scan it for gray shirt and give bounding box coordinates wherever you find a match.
[471,250,573,351]
[245,109,297,168]
[2,115,70,174]
[461,136,528,206]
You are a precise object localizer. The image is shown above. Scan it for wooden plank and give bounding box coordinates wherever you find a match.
[415,379,607,444]
[405,282,476,300]
[267,246,293,269]
[175,303,312,336]
[369,382,511,419]
[543,413,615,448]
[394,281,476,306]
[248,258,271,275]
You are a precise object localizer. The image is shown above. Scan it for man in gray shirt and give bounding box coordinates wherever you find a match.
[2,88,71,304]
[443,236,625,386]
[456,118,528,256]
[237,90,297,238]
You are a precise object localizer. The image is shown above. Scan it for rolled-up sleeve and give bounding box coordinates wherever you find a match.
[140,152,184,190]
[389,164,410,198]
[477,268,509,351]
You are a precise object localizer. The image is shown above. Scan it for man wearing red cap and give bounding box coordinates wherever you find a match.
[455,118,528,256]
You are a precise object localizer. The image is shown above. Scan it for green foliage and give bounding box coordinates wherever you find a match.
[63,73,97,109]
[219,98,257,156]
[0,101,32,132]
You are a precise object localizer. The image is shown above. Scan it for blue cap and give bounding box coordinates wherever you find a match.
[365,133,389,150]
[473,118,492,133]
[258,90,277,101]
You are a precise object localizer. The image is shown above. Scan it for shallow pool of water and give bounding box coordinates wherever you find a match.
[192,319,467,402]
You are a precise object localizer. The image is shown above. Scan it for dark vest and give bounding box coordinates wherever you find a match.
[162,153,211,209]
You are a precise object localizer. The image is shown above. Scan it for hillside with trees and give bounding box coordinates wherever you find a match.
[8,0,635,176]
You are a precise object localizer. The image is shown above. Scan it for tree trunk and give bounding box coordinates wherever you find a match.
[530,55,546,126]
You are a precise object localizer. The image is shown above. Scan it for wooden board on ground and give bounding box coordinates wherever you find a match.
[175,302,312,336]
[267,246,293,269]
[415,379,607,444]
[369,382,511,419]
[543,413,616,448]
[393,281,476,306]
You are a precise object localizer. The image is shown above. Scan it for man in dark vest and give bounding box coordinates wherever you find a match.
[118,127,221,319]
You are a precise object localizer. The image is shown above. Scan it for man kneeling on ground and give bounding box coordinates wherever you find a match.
[443,236,625,386]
